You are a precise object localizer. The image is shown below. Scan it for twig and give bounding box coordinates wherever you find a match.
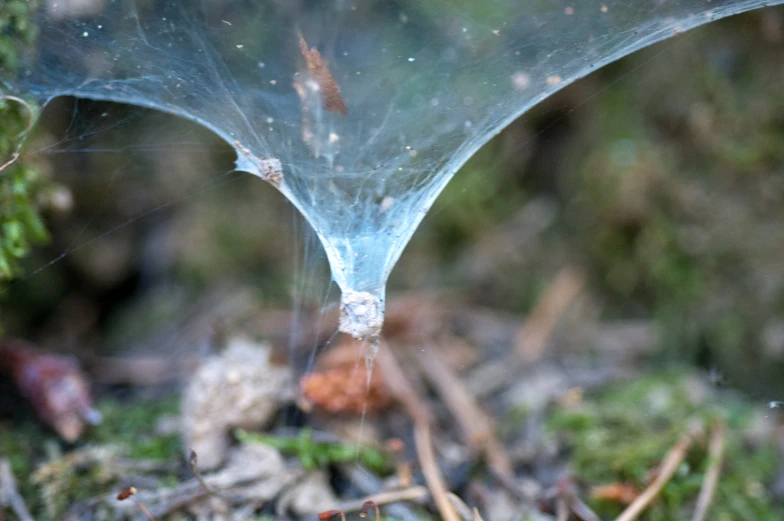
[0,150,21,174]
[692,421,727,521]
[375,343,431,425]
[339,464,422,520]
[555,497,569,521]
[467,266,585,397]
[514,266,585,362]
[446,492,474,521]
[360,500,380,520]
[337,486,428,513]
[570,495,602,521]
[559,477,602,521]
[614,429,697,521]
[550,476,601,521]
[188,451,228,501]
[0,459,35,521]
[416,420,461,521]
[376,347,460,521]
[414,347,513,478]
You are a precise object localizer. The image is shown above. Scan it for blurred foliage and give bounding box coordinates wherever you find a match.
[0,394,180,521]
[237,428,391,474]
[1,1,48,295]
[0,0,37,71]
[90,394,181,460]
[0,98,48,285]
[561,14,784,393]
[547,371,784,521]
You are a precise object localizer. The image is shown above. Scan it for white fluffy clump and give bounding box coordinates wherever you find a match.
[181,336,294,470]
[338,289,384,340]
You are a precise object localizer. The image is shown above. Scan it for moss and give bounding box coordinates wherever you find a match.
[237,428,392,474]
[546,370,783,521]
[88,394,182,460]
[0,100,48,283]
[0,393,181,521]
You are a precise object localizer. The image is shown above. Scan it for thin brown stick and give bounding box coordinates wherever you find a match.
[467,266,585,398]
[116,486,157,521]
[360,500,380,520]
[0,459,34,521]
[415,423,461,521]
[556,497,569,521]
[446,492,474,521]
[337,487,428,514]
[376,347,460,521]
[0,150,21,174]
[692,421,727,521]
[188,450,228,501]
[415,347,513,478]
[376,344,431,425]
[614,430,696,521]
[570,496,602,521]
[133,500,157,521]
[416,347,490,447]
[515,266,585,362]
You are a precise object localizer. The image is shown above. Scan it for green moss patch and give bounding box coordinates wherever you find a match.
[546,370,783,520]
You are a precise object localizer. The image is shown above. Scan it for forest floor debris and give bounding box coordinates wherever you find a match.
[0,458,35,521]
[1,294,784,521]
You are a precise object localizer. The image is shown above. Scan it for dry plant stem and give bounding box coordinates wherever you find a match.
[189,451,228,501]
[691,421,727,521]
[468,266,585,397]
[446,492,474,521]
[116,487,157,521]
[415,347,491,446]
[514,266,585,362]
[570,497,602,521]
[614,431,695,521]
[133,501,157,521]
[0,149,21,173]
[0,459,34,521]
[556,498,569,521]
[376,346,430,425]
[376,347,460,521]
[360,500,380,520]
[415,424,461,521]
[414,347,513,478]
[338,488,427,513]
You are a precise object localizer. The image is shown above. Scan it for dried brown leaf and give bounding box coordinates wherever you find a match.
[298,35,348,115]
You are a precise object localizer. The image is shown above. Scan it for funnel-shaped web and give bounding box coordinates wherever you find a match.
[2,0,780,345]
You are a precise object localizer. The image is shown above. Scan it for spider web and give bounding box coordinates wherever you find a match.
[2,0,781,342]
